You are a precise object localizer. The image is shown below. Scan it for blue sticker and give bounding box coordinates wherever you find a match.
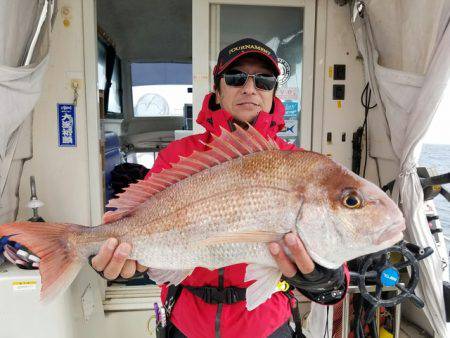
[283,100,299,118]
[57,104,76,147]
[380,267,400,287]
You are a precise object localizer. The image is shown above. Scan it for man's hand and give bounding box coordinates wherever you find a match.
[268,233,315,277]
[91,238,148,280]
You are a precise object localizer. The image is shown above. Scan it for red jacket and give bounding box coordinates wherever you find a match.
[144,93,336,337]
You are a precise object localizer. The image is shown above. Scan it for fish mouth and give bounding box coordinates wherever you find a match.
[374,219,406,245]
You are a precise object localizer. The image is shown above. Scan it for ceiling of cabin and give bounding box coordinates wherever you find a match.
[97,0,192,62]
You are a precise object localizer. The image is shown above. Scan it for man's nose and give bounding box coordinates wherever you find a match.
[241,75,257,94]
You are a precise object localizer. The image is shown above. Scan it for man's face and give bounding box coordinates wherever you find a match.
[215,56,276,123]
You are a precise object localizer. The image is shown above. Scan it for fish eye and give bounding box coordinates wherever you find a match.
[342,190,363,209]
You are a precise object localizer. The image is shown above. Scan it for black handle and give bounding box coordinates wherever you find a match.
[396,283,425,308]
[440,187,450,202]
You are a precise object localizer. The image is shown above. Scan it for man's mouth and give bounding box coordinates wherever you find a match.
[237,102,259,107]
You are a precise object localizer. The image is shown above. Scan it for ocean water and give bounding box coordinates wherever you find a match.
[419,143,450,243]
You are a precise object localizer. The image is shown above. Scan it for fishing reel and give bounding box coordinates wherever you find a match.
[350,241,433,321]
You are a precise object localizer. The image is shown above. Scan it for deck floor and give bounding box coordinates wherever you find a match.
[400,320,432,338]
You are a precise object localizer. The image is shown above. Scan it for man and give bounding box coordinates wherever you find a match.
[92,38,348,337]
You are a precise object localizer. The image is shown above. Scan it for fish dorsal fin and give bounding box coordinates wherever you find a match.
[103,123,280,223]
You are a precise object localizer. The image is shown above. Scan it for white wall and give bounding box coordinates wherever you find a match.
[17,0,92,225]
[318,0,398,186]
[14,2,107,338]
[320,1,365,169]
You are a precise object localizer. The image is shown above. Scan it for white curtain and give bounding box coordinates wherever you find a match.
[351,0,450,336]
[0,0,54,223]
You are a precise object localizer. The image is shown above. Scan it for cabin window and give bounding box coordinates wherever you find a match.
[97,38,122,117]
[108,58,122,114]
[131,63,193,117]
[211,4,304,146]
[98,41,107,89]
[127,152,159,169]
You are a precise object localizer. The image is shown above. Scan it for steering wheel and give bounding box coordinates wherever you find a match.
[350,241,433,320]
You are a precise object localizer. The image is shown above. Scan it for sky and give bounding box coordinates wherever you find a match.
[422,81,450,145]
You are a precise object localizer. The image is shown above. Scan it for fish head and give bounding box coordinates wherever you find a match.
[294,154,405,269]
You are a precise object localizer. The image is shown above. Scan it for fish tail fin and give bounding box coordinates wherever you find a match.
[0,221,85,302]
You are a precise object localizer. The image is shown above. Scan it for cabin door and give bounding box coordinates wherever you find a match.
[192,0,315,149]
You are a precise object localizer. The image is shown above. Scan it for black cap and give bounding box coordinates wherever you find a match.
[213,38,280,77]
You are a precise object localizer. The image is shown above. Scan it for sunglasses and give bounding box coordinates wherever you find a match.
[221,70,277,91]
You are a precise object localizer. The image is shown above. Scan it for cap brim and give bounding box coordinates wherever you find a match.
[215,50,280,77]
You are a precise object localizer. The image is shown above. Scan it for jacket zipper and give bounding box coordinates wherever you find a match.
[215,267,224,338]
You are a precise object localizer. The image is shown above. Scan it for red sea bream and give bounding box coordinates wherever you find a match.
[0,125,405,310]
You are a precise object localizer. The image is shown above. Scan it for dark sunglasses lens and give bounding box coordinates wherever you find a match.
[223,72,277,90]
[223,72,248,87]
[255,75,277,90]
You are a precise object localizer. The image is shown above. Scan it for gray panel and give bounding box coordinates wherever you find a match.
[97,0,192,62]
[131,63,192,86]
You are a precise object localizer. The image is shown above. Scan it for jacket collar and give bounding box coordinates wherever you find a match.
[196,93,286,138]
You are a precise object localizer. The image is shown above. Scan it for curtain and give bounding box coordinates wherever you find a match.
[351,1,450,336]
[0,0,54,223]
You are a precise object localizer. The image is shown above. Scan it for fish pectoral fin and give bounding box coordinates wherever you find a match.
[195,231,284,247]
[147,268,193,285]
[244,264,282,311]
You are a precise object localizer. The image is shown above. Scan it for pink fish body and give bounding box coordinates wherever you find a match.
[0,125,405,310]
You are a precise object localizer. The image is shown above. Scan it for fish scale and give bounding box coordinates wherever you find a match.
[129,185,299,270]
[134,151,294,228]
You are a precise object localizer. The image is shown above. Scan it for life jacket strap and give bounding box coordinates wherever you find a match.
[184,285,246,304]
[163,283,305,338]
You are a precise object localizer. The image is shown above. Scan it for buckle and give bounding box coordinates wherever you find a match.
[187,286,245,304]
[224,287,239,304]
[203,287,224,304]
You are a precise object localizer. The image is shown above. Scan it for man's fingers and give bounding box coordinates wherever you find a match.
[103,243,132,280]
[136,262,149,273]
[120,259,137,279]
[269,242,297,278]
[91,238,118,272]
[284,233,315,275]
